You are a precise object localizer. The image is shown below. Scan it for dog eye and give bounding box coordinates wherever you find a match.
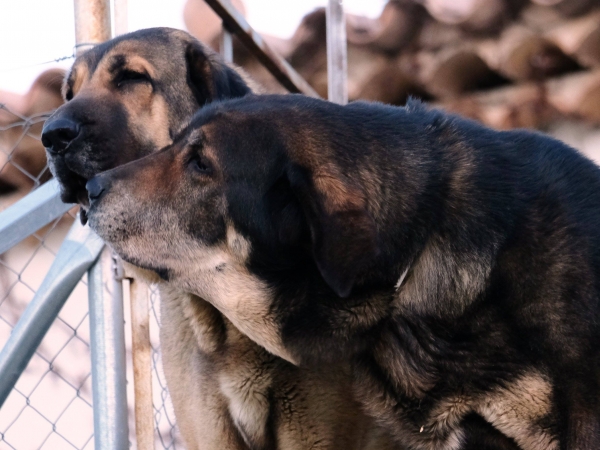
[189,155,212,175]
[116,70,150,88]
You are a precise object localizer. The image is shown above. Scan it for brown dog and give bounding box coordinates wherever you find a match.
[41,28,394,449]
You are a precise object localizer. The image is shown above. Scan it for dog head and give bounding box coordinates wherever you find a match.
[41,27,252,210]
[86,94,381,298]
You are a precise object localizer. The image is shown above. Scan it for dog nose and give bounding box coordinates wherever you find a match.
[86,176,108,204]
[41,118,80,154]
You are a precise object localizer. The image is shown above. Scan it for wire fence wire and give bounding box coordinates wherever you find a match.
[0,105,54,210]
[149,285,182,449]
[0,102,180,449]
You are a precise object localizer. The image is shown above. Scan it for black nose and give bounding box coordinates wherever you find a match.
[86,176,108,204]
[41,118,80,154]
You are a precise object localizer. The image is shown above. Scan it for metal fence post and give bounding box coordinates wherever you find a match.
[220,28,233,63]
[72,1,128,448]
[74,0,111,55]
[326,0,348,105]
[88,248,129,449]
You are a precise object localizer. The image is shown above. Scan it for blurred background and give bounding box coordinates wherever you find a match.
[1,0,599,448]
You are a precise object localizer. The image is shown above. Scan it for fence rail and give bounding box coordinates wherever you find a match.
[205,0,320,97]
[0,180,71,255]
[0,221,102,408]
[0,0,347,447]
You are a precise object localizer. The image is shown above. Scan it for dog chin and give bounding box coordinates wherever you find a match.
[87,211,115,245]
[86,219,162,279]
[119,252,171,281]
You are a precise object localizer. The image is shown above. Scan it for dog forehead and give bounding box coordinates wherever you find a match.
[185,127,205,145]
[84,28,185,69]
[66,35,186,97]
[101,39,183,72]
[195,120,254,168]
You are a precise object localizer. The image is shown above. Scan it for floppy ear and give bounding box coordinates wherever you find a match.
[286,163,380,298]
[185,41,252,105]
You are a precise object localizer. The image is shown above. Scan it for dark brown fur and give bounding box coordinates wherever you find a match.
[87,94,600,450]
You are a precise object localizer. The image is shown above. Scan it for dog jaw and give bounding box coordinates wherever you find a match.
[91,197,299,364]
[175,230,299,366]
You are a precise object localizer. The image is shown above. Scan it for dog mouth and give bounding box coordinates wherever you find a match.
[79,206,89,225]
[47,148,100,222]
[60,176,90,225]
[57,170,89,202]
[47,161,92,224]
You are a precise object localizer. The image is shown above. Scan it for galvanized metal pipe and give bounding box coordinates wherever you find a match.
[88,248,129,449]
[326,0,348,105]
[220,28,234,63]
[74,0,111,55]
[0,179,73,254]
[72,2,129,448]
[0,221,104,407]
[205,0,319,97]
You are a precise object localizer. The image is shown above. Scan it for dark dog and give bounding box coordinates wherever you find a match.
[42,29,394,450]
[87,94,600,450]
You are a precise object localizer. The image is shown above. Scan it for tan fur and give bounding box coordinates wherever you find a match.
[122,211,297,364]
[159,285,247,449]
[396,239,494,317]
[475,373,557,450]
[159,280,395,450]
[65,64,89,99]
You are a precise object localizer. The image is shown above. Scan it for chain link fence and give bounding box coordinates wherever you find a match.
[0,211,93,450]
[0,99,93,449]
[149,286,181,450]
[0,99,181,449]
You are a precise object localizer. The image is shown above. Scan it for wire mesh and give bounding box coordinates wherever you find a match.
[0,108,53,212]
[0,212,93,449]
[149,285,182,449]
[0,98,94,449]
[0,102,181,449]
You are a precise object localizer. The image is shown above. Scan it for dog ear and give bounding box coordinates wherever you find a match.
[286,163,380,298]
[185,41,251,105]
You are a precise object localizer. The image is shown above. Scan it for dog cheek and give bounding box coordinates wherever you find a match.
[183,196,228,246]
[88,194,137,252]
